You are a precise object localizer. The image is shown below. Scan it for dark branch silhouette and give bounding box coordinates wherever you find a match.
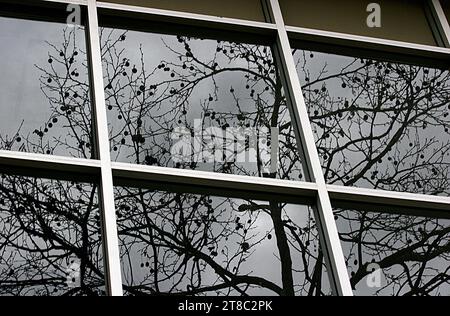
[0,22,448,296]
[293,49,450,295]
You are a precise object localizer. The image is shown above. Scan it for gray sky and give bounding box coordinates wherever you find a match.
[0,16,88,157]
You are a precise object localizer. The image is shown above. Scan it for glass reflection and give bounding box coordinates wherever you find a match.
[101,29,305,181]
[0,173,105,296]
[293,50,450,195]
[115,187,329,296]
[335,208,450,296]
[0,16,92,158]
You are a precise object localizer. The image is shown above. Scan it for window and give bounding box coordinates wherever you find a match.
[1,0,449,297]
[101,25,307,181]
[0,5,93,159]
[114,184,330,296]
[335,206,450,296]
[293,49,450,196]
[0,172,105,296]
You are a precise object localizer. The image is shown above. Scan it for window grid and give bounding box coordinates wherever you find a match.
[0,0,448,296]
[87,0,123,295]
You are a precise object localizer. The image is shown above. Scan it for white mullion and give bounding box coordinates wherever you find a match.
[86,0,123,296]
[429,0,450,47]
[95,1,277,31]
[111,162,318,198]
[0,150,100,173]
[266,0,353,296]
[286,25,450,58]
[328,185,450,214]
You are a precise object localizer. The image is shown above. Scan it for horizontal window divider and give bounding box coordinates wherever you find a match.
[0,150,101,178]
[111,162,318,201]
[328,184,450,217]
[287,25,450,65]
[96,1,277,35]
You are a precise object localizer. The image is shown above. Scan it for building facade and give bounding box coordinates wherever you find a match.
[0,0,449,296]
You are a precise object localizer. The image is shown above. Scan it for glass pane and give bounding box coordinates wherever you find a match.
[293,49,450,196]
[102,0,267,22]
[335,208,450,296]
[0,14,93,159]
[115,186,330,296]
[0,173,105,296]
[279,0,436,46]
[101,28,306,181]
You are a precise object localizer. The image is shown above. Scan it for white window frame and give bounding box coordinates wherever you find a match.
[0,0,449,296]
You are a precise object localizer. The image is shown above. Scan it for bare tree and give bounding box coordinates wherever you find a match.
[294,50,450,195]
[294,50,450,295]
[0,27,103,296]
[0,174,104,296]
[100,28,325,296]
[336,208,450,296]
[0,25,448,296]
[0,27,326,296]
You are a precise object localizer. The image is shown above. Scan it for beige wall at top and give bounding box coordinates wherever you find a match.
[101,0,267,22]
[279,0,436,46]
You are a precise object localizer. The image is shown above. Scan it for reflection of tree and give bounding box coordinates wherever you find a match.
[0,28,93,159]
[1,23,447,296]
[293,50,450,295]
[335,209,450,296]
[0,174,104,295]
[99,29,326,296]
[0,26,103,296]
[294,50,450,195]
[115,188,325,296]
[100,29,304,180]
[0,26,326,296]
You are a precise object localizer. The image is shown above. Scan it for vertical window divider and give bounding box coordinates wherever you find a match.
[428,0,450,47]
[86,0,123,296]
[266,0,353,296]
